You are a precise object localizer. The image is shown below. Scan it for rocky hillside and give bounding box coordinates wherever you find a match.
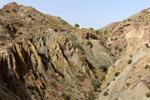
[0,2,112,100]
[1,2,150,100]
[97,8,150,100]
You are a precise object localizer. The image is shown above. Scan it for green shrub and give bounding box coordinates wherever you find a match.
[128,59,132,64]
[103,91,108,96]
[62,20,68,24]
[146,92,150,97]
[6,10,10,13]
[101,75,106,81]
[87,41,93,47]
[54,29,58,32]
[100,65,108,72]
[50,82,56,87]
[108,44,111,47]
[119,48,122,52]
[75,44,84,52]
[126,83,130,87]
[107,83,110,86]
[128,19,131,21]
[90,28,93,30]
[145,65,150,69]
[145,43,149,48]
[88,91,95,100]
[76,75,86,82]
[18,32,23,34]
[95,30,100,35]
[27,84,34,92]
[115,38,118,40]
[115,46,119,50]
[61,93,70,100]
[28,15,32,18]
[30,33,33,35]
[115,72,120,76]
[87,41,92,46]
[75,23,79,27]
[92,80,99,91]
[104,31,108,35]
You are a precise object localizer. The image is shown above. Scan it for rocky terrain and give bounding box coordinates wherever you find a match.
[0,2,150,100]
[97,8,150,100]
[0,2,111,100]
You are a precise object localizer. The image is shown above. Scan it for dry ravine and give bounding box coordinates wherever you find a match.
[0,2,150,100]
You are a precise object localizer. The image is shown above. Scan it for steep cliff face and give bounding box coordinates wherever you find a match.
[0,2,112,100]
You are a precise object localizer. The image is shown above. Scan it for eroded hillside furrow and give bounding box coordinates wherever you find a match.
[0,29,112,100]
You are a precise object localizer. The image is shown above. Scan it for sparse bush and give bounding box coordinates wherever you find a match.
[27,84,35,92]
[101,75,106,81]
[61,93,70,100]
[108,44,111,47]
[104,31,108,35]
[103,91,109,96]
[99,65,108,72]
[128,59,132,64]
[146,92,150,97]
[50,82,56,87]
[28,15,32,18]
[95,30,103,35]
[30,33,33,35]
[126,83,130,87]
[92,80,100,91]
[18,32,23,34]
[145,65,150,69]
[75,43,84,52]
[90,28,93,30]
[54,29,57,32]
[107,83,110,86]
[147,83,150,89]
[88,91,95,100]
[115,72,120,76]
[62,20,68,24]
[75,23,79,27]
[6,10,10,13]
[119,48,122,52]
[95,30,100,35]
[128,19,132,21]
[145,43,149,48]
[114,38,118,40]
[87,41,92,46]
[76,75,86,82]
[115,46,119,50]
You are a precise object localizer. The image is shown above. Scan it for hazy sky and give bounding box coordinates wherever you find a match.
[0,0,150,29]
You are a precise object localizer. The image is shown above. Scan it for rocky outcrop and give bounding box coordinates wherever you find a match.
[0,31,112,100]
